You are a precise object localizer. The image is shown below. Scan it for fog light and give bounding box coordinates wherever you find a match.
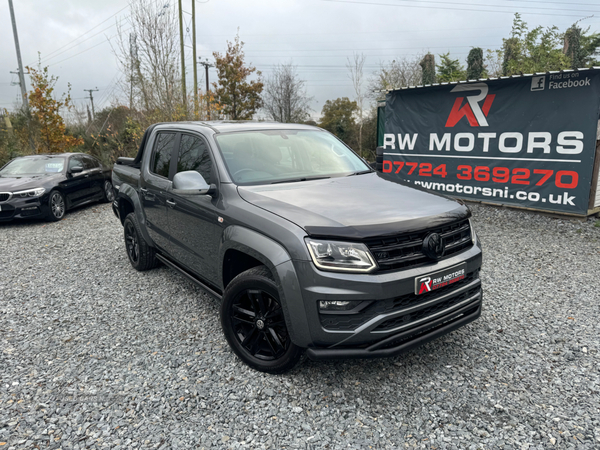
[318,300,362,312]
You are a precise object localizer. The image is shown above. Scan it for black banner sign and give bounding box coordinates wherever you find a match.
[382,70,600,215]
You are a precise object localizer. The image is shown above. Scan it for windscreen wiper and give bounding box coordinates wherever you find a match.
[271,176,330,184]
[347,169,373,176]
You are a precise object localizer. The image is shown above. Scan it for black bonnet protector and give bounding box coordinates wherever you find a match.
[238,172,470,240]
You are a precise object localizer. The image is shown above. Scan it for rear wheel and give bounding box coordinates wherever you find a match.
[123,213,156,271]
[221,266,304,374]
[46,190,65,222]
[101,180,115,203]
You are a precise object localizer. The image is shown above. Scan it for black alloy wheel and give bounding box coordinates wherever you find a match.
[102,180,115,203]
[124,219,139,265]
[47,190,65,221]
[232,288,289,360]
[221,266,304,373]
[123,213,157,271]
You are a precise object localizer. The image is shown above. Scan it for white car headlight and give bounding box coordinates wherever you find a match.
[14,187,46,198]
[306,238,377,273]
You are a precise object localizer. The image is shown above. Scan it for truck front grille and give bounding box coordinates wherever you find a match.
[365,219,472,272]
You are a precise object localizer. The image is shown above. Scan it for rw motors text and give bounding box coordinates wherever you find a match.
[383,131,584,154]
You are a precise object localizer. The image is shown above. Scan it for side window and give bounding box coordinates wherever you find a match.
[150,133,176,178]
[68,156,84,171]
[177,134,212,183]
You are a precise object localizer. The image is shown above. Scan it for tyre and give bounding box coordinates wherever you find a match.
[46,190,65,222]
[221,266,304,374]
[123,212,157,271]
[101,180,115,203]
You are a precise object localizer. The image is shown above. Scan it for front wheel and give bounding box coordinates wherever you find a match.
[46,190,65,222]
[220,266,304,374]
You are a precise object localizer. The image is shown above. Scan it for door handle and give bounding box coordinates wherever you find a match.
[166,199,176,208]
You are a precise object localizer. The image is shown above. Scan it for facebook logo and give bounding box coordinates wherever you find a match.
[531,76,545,91]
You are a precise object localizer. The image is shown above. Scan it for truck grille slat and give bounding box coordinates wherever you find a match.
[365,219,473,272]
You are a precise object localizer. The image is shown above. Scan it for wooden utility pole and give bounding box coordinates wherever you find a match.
[192,0,198,119]
[178,0,187,117]
[200,60,214,119]
[8,0,28,111]
[8,0,34,150]
[84,88,99,121]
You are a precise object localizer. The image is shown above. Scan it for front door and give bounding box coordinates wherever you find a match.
[63,155,90,207]
[166,133,220,284]
[141,132,177,253]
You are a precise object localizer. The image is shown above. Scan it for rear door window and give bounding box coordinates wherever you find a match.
[150,133,176,178]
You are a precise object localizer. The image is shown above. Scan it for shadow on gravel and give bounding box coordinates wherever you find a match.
[0,201,110,228]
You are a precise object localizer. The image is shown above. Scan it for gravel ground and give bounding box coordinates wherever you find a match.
[0,202,599,449]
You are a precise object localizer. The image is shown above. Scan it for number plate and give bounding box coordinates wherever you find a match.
[415,263,467,295]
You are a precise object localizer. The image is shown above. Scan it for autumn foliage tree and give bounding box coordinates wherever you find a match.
[27,65,82,153]
[213,34,263,120]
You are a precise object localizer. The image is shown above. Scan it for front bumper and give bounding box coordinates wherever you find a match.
[280,241,483,360]
[0,195,49,221]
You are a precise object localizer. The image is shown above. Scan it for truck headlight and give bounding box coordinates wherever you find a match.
[306,238,377,273]
[469,218,477,245]
[14,187,46,198]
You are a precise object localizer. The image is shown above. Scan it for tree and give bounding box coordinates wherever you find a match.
[485,49,503,78]
[501,13,569,75]
[319,97,357,147]
[213,34,263,120]
[466,48,485,80]
[369,55,423,95]
[420,53,436,85]
[564,24,600,69]
[262,63,311,123]
[436,53,465,82]
[113,0,184,122]
[346,53,366,157]
[26,65,82,153]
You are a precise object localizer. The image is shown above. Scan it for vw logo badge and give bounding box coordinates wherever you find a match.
[422,232,445,260]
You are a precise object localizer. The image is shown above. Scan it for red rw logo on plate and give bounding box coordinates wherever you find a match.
[417,267,466,295]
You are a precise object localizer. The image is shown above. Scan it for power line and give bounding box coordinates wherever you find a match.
[47,27,132,67]
[320,0,600,17]
[40,18,128,65]
[35,5,129,65]
[380,0,600,13]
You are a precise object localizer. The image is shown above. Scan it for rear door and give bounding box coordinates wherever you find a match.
[140,132,178,253]
[166,133,220,284]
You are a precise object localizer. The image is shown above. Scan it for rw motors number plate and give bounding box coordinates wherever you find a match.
[415,263,467,295]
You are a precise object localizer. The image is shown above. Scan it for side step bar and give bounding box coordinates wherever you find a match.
[155,254,222,301]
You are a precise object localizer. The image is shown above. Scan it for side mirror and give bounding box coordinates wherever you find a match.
[172,170,216,196]
[70,166,84,174]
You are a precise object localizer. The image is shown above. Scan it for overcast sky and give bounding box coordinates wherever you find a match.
[2,0,600,121]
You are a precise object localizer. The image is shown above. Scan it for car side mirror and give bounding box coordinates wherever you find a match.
[70,166,84,174]
[172,170,216,196]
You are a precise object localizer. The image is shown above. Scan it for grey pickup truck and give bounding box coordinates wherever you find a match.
[111,121,483,373]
